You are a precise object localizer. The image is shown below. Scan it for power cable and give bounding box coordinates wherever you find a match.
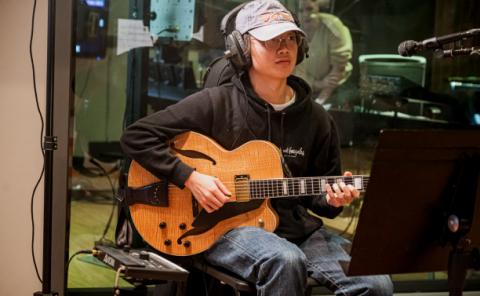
[29,0,45,284]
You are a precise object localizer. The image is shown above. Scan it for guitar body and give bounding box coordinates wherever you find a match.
[127,131,281,256]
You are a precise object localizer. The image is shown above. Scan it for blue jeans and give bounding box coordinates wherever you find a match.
[204,227,393,296]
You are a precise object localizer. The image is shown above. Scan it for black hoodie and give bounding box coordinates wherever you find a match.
[120,74,343,242]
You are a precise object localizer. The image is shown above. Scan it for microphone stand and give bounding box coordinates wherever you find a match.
[434,47,480,58]
[34,0,58,295]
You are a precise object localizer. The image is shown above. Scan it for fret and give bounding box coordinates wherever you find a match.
[293,179,299,196]
[260,180,268,198]
[305,178,313,195]
[282,180,288,196]
[320,178,326,193]
[252,180,257,199]
[268,179,273,198]
[343,176,352,186]
[309,178,315,195]
[271,180,276,197]
[290,179,298,196]
[325,177,332,187]
[266,180,270,197]
[256,180,260,198]
[258,180,263,199]
[285,178,293,196]
[251,180,256,199]
[272,179,276,198]
[251,180,255,199]
[272,179,277,197]
[258,180,262,198]
[277,179,283,197]
[266,179,271,198]
[300,179,306,194]
[274,179,281,197]
[312,178,318,195]
[353,177,362,190]
[269,180,272,197]
[272,180,277,197]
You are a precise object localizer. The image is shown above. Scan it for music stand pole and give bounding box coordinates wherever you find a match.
[447,240,479,296]
[34,0,58,295]
[442,154,480,296]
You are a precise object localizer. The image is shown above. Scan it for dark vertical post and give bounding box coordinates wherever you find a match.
[34,0,58,295]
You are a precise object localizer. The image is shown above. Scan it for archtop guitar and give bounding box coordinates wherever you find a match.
[127,131,367,256]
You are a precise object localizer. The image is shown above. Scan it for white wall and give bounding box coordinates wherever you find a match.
[0,1,47,294]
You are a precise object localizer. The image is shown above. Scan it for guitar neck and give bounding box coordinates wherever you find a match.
[247,175,369,200]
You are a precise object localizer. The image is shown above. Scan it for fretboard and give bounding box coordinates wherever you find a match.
[248,175,368,200]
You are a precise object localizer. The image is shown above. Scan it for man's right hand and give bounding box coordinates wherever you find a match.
[184,171,231,213]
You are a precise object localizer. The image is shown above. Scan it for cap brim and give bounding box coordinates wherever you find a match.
[249,22,305,41]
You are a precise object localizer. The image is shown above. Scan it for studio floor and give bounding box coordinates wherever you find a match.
[67,196,480,293]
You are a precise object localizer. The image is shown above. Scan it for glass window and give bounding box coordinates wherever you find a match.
[68,0,480,292]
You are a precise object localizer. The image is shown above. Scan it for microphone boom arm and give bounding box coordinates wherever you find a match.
[398,28,480,57]
[434,47,480,59]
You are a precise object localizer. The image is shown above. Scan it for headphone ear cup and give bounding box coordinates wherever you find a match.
[290,11,309,65]
[296,36,309,65]
[225,30,250,69]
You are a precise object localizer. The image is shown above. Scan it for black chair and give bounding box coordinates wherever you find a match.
[193,258,327,296]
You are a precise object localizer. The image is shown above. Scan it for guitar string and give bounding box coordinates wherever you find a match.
[156,185,369,198]
[135,176,370,199]
[243,182,369,197]
[150,176,369,187]
[159,180,370,191]
[155,180,369,198]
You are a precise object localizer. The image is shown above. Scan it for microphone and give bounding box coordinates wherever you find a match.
[398,28,480,56]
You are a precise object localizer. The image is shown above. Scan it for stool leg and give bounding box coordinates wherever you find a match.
[175,281,186,296]
[305,285,313,296]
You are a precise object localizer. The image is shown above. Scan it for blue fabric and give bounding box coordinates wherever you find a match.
[204,226,393,296]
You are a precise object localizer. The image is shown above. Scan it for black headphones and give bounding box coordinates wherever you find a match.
[221,2,309,70]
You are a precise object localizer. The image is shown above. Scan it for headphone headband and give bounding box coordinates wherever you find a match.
[220,3,248,36]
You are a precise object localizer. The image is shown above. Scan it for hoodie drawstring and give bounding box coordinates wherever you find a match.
[280,112,285,148]
[266,106,272,141]
[265,107,286,147]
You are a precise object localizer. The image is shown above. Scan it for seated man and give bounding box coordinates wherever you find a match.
[295,0,353,104]
[120,1,393,295]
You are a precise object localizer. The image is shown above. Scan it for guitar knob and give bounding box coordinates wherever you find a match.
[179,223,186,230]
[159,222,167,229]
[258,219,265,228]
[164,239,172,246]
[183,241,191,248]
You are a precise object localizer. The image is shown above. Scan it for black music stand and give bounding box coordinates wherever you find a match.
[345,129,480,296]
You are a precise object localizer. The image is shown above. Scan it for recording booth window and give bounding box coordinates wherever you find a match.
[66,0,480,294]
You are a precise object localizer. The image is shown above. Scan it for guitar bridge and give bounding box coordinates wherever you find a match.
[234,175,250,202]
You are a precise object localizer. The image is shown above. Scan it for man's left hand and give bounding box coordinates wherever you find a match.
[325,171,360,207]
